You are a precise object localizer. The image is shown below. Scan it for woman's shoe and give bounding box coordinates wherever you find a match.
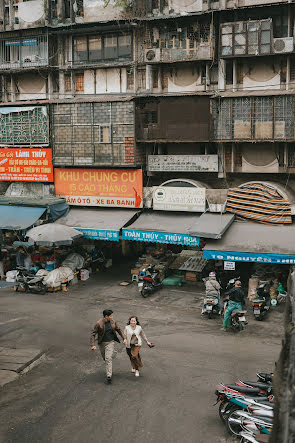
[135,370,140,377]
[131,368,135,373]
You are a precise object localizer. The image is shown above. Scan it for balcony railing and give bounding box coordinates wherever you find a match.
[0,35,48,70]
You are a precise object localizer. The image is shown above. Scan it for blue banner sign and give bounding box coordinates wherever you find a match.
[203,250,295,264]
[75,228,119,242]
[122,229,200,246]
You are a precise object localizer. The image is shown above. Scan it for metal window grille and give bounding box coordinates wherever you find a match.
[213,96,295,141]
[0,35,48,69]
[0,106,49,145]
[64,74,72,93]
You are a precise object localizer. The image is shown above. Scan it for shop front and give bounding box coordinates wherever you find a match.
[203,221,295,300]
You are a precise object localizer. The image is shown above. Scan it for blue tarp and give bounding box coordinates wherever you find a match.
[0,205,46,230]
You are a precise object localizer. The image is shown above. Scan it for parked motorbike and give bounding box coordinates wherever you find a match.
[138,264,162,298]
[215,371,274,439]
[228,410,272,438]
[15,267,47,294]
[239,431,270,443]
[223,297,247,332]
[252,282,271,321]
[202,294,221,318]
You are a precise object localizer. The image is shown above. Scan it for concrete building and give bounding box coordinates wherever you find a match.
[0,0,294,209]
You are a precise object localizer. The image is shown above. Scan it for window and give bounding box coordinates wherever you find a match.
[73,33,132,64]
[64,74,72,92]
[143,110,158,127]
[220,19,272,57]
[127,68,134,90]
[74,36,87,63]
[152,68,159,89]
[99,125,111,143]
[75,73,84,92]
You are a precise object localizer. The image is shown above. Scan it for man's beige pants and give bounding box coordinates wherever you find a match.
[99,341,115,377]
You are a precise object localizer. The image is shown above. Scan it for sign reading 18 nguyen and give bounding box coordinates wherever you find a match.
[153,186,206,212]
[54,168,143,208]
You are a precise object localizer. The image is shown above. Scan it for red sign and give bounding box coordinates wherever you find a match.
[54,168,143,208]
[0,148,53,182]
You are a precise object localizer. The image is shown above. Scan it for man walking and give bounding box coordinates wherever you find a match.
[221,280,245,331]
[90,309,126,384]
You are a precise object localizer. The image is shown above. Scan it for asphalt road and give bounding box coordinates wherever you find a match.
[0,265,283,443]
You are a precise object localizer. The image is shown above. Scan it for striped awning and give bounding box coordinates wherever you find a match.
[226,183,292,224]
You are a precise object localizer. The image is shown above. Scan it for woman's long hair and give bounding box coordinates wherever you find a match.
[127,315,140,325]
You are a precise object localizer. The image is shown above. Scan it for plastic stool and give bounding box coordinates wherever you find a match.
[132,274,139,282]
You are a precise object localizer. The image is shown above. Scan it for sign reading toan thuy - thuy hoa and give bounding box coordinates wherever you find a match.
[54,168,143,208]
[0,148,53,182]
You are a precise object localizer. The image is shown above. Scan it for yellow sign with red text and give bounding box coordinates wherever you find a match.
[54,168,143,208]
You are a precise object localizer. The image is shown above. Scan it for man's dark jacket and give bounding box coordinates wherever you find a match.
[90,318,126,346]
[228,287,245,304]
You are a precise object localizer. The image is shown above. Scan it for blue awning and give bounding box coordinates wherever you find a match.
[203,221,295,264]
[0,206,46,230]
[122,212,200,246]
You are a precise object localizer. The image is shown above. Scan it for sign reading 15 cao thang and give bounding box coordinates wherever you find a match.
[54,168,143,208]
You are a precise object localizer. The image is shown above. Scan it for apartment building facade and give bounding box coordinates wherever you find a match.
[0,0,294,211]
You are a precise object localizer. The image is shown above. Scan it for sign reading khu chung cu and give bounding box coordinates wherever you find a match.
[54,168,143,208]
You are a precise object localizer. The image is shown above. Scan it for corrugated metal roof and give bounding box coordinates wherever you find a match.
[0,196,65,207]
[214,89,295,98]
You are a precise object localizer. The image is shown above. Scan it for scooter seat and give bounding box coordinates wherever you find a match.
[243,381,272,390]
[226,384,260,394]
[231,309,247,316]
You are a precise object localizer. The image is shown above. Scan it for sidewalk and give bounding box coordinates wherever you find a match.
[0,347,46,387]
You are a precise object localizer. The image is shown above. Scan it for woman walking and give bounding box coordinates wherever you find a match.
[124,316,154,377]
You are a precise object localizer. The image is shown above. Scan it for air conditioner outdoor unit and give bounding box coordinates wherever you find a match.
[144,48,161,63]
[273,37,294,54]
[22,55,37,63]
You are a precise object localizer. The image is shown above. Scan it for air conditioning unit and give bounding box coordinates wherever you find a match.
[273,37,294,54]
[144,48,161,63]
[22,55,37,63]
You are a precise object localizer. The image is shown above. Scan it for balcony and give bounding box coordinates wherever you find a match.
[148,155,218,172]
[220,19,293,58]
[0,35,48,70]
[141,20,213,64]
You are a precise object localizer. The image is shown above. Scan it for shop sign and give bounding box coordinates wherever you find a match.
[224,261,235,270]
[204,250,295,265]
[153,186,206,212]
[122,229,200,246]
[75,228,119,242]
[54,168,143,208]
[148,155,218,172]
[0,148,53,182]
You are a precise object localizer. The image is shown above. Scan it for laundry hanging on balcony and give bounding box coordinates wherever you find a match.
[226,183,292,224]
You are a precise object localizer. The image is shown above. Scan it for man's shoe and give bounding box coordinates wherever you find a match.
[131,368,136,373]
[135,370,140,377]
[107,376,112,384]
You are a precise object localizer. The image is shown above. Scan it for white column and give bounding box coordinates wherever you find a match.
[146,64,153,92]
[218,59,226,91]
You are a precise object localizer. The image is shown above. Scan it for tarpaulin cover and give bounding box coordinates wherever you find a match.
[226,183,292,224]
[122,212,200,246]
[57,208,139,241]
[0,205,46,230]
[188,213,234,239]
[49,201,69,221]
